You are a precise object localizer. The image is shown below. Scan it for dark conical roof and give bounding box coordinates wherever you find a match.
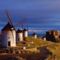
[16,29,23,33]
[2,22,15,31]
[32,33,36,36]
[23,29,28,31]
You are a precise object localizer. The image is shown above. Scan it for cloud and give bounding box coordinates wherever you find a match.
[0,0,60,32]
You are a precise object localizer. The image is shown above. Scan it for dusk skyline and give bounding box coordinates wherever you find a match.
[0,0,60,33]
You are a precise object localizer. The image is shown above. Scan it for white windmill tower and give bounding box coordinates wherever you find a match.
[16,19,24,42]
[16,29,23,42]
[21,17,29,38]
[16,17,29,41]
[32,33,37,39]
[1,11,16,48]
[23,29,28,38]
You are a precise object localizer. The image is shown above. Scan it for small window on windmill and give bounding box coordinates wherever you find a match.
[8,41,10,46]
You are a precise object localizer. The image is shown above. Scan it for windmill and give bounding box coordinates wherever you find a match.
[5,11,16,47]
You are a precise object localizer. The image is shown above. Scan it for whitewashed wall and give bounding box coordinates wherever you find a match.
[1,30,16,48]
[34,35,37,39]
[11,30,16,47]
[17,32,23,42]
[24,31,28,37]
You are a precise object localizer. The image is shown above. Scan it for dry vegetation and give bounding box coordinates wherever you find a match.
[0,37,60,60]
[19,37,60,60]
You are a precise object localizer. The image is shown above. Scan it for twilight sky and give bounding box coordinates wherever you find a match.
[0,0,60,33]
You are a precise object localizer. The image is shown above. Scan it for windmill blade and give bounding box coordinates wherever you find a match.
[5,10,13,25]
[5,11,15,41]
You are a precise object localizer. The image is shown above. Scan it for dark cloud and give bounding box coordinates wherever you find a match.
[0,0,60,32]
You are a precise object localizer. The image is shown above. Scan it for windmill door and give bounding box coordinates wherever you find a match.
[8,41,10,47]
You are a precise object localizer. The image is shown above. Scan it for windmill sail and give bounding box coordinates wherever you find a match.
[5,11,13,25]
[5,11,15,44]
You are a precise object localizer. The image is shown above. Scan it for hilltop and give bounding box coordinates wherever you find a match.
[0,37,60,60]
[16,37,60,60]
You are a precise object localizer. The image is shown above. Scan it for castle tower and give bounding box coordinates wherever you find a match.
[16,29,23,42]
[1,22,16,48]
